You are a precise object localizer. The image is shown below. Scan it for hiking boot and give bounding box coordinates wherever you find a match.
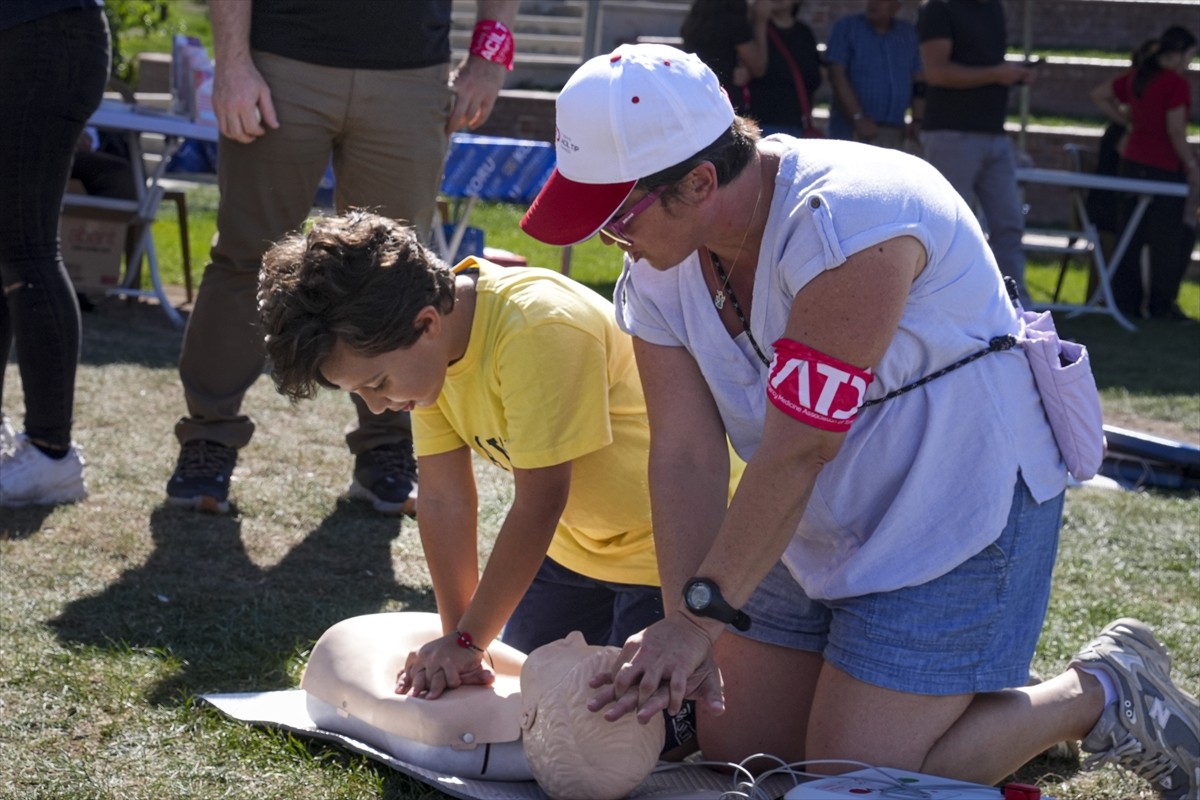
[1070,618,1200,799]
[0,434,87,507]
[166,439,237,514]
[348,442,417,516]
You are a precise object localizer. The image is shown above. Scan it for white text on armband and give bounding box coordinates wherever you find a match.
[766,338,874,432]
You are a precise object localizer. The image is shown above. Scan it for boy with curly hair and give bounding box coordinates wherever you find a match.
[259,211,732,734]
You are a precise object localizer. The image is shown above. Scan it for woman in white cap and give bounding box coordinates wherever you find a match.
[519,43,1198,796]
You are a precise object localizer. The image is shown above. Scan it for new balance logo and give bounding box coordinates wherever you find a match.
[1148,696,1174,732]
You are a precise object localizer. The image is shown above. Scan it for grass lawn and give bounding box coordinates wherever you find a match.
[3,198,1198,798]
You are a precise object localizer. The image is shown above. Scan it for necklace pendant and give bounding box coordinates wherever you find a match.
[714,291,726,310]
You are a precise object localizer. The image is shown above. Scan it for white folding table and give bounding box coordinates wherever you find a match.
[1016,166,1190,331]
[69,99,219,327]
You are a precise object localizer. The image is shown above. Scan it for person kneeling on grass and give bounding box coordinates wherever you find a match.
[257,210,736,753]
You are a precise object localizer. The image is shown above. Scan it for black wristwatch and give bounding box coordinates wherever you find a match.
[683,578,751,631]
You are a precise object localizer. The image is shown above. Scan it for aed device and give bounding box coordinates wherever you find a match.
[781,767,1046,799]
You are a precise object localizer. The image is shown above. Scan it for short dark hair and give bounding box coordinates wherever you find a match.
[258,210,456,402]
[637,115,761,207]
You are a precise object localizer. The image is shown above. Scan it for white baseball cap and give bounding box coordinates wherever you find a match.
[520,43,735,247]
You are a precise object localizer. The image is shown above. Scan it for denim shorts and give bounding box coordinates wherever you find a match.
[738,475,1064,695]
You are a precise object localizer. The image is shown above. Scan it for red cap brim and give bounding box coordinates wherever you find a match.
[520,169,636,248]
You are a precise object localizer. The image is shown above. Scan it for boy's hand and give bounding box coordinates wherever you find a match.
[395,634,496,699]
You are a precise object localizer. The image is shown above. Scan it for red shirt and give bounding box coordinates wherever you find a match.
[1113,69,1192,172]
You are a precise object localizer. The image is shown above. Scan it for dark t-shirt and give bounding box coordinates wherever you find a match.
[0,0,102,31]
[681,2,755,111]
[748,21,823,129]
[250,0,451,70]
[917,0,1010,134]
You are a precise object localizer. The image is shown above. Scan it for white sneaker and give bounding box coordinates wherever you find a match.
[0,416,16,456]
[0,434,87,507]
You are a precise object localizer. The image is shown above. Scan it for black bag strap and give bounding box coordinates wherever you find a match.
[862,276,1023,409]
[861,334,1017,409]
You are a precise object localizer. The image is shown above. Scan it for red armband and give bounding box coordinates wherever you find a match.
[470,19,515,71]
[766,338,874,432]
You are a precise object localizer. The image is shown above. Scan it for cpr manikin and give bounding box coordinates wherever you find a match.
[300,613,663,799]
[520,630,664,799]
[302,612,530,779]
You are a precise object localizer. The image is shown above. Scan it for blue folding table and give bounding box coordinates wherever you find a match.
[433,133,556,268]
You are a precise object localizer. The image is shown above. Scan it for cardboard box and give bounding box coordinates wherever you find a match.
[59,204,133,293]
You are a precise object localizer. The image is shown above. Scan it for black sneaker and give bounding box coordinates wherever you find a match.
[166,440,237,514]
[348,442,417,516]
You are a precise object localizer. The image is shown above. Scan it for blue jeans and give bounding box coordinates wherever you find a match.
[0,7,110,448]
[501,557,664,653]
[739,474,1064,694]
[923,129,1028,302]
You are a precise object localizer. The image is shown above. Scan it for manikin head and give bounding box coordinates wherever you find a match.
[520,632,664,800]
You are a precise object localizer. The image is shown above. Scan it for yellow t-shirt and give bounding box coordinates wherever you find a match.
[414,260,658,586]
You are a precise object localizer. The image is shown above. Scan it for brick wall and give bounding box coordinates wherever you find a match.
[476,90,559,142]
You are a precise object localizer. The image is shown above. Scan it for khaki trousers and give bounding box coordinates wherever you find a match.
[176,52,452,453]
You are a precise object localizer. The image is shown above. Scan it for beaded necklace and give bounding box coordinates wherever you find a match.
[710,251,770,366]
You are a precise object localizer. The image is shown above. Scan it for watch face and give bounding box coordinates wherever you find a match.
[686,581,713,611]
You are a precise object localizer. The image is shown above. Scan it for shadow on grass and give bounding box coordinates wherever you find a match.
[1054,314,1200,397]
[78,295,188,368]
[49,498,436,706]
[0,504,56,540]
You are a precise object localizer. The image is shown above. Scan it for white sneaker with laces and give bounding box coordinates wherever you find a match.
[0,434,87,507]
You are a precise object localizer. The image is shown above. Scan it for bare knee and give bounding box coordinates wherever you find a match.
[698,634,820,768]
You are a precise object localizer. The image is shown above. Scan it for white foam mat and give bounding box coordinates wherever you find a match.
[202,690,796,800]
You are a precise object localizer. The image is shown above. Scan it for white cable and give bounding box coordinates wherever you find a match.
[654,754,1004,799]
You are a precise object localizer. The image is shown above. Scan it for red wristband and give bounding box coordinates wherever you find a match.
[455,630,484,652]
[470,19,515,71]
